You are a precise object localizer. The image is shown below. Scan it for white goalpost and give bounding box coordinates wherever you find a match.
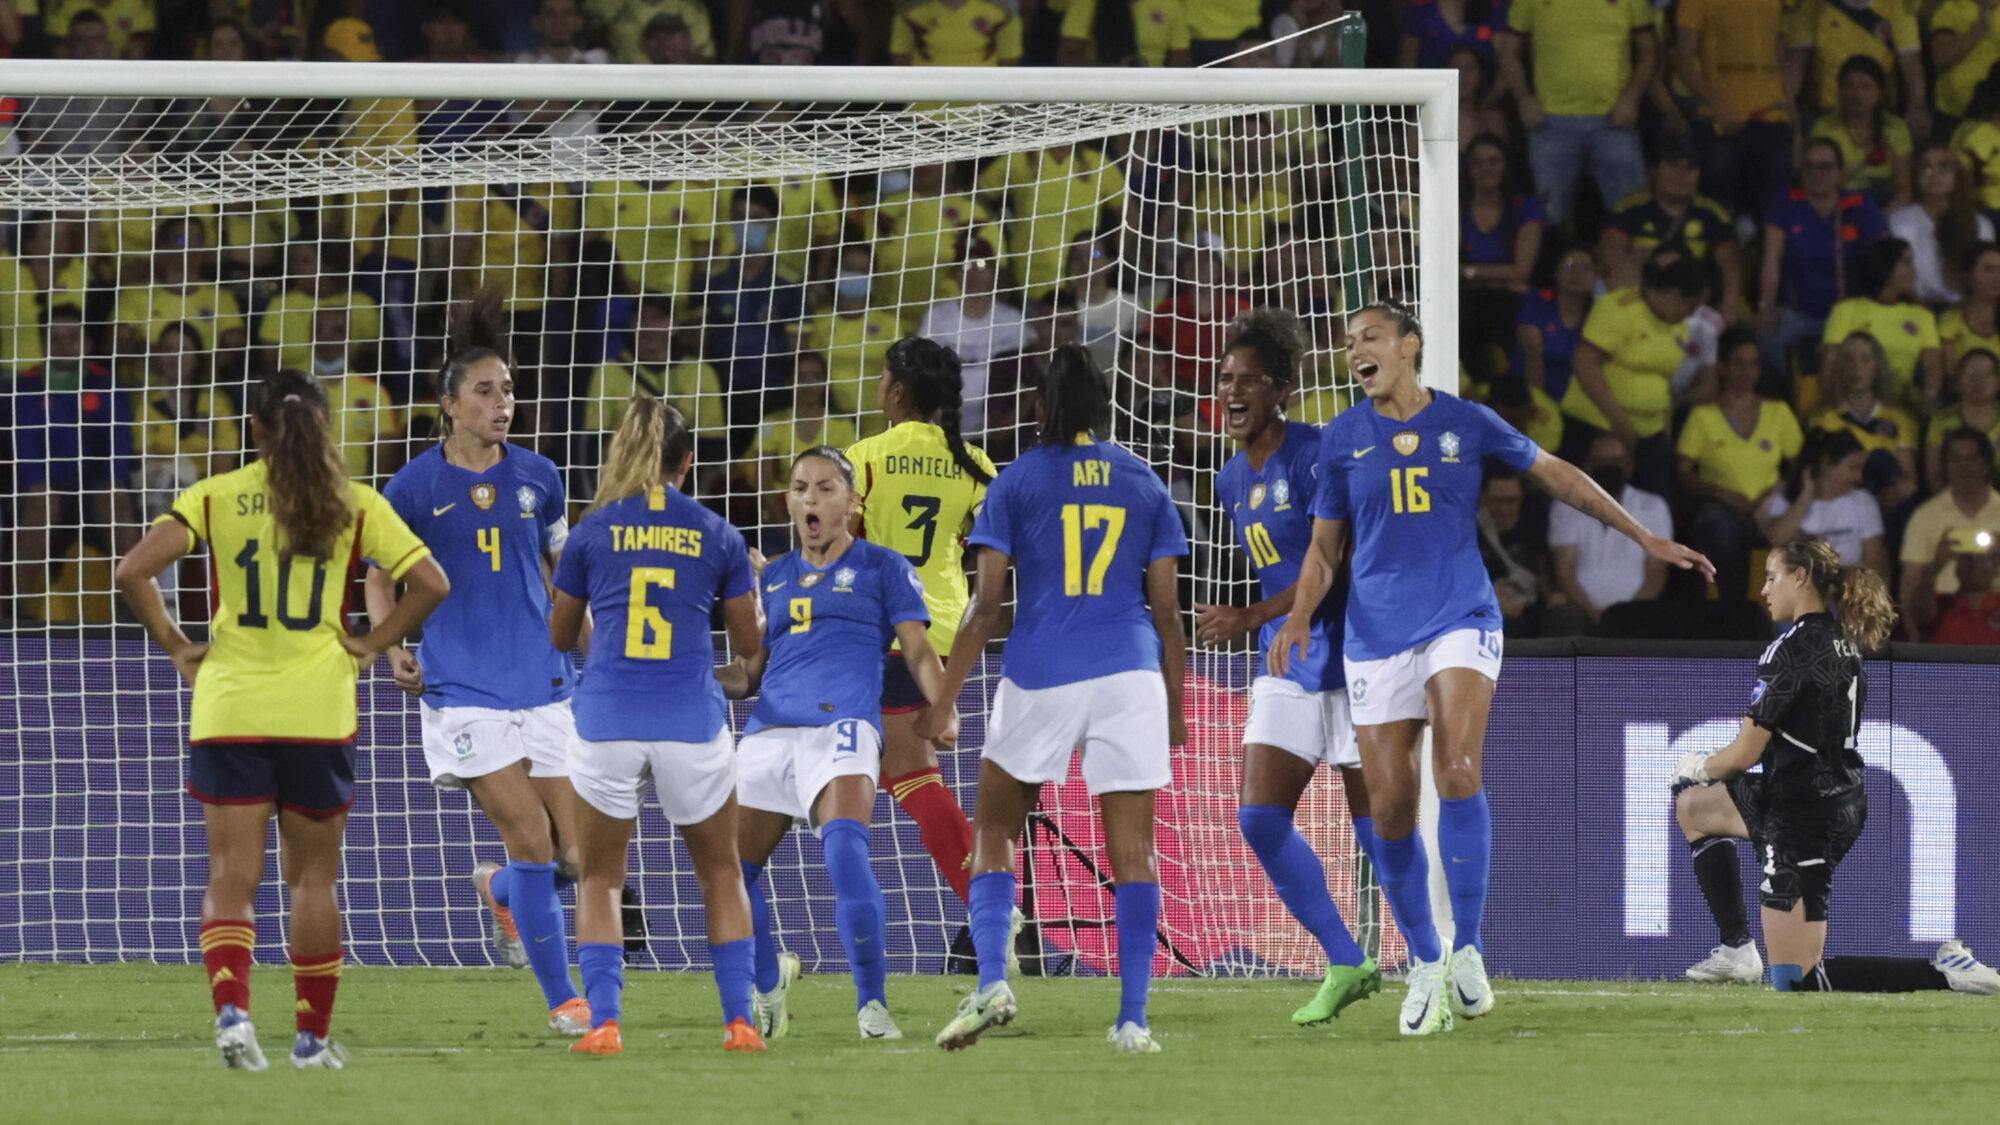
[0,59,1457,977]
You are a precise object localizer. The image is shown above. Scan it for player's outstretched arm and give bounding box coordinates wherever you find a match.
[347,557,449,666]
[1268,516,1346,677]
[897,620,959,748]
[114,520,201,685]
[1525,448,1717,581]
[715,589,768,700]
[915,546,1007,744]
[1145,555,1189,747]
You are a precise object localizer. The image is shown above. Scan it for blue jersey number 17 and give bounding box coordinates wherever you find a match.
[1061,503,1127,596]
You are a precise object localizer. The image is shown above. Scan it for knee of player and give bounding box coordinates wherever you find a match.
[1237,804,1294,856]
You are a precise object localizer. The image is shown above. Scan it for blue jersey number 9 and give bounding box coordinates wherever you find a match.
[624,566,676,660]
[789,597,813,634]
[1061,503,1127,596]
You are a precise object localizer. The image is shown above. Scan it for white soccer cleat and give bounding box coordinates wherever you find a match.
[471,860,529,970]
[935,980,1018,1050]
[215,1007,267,1072]
[752,951,801,1039]
[1399,954,1455,1037]
[1007,907,1026,978]
[1686,942,1763,985]
[857,999,903,1040]
[288,1032,348,1069]
[1447,945,1495,1019]
[1934,941,2000,995]
[1107,1021,1161,1054]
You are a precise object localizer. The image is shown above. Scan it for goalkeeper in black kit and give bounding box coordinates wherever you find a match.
[1672,536,2000,994]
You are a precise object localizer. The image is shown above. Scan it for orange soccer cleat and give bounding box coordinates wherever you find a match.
[722,1017,767,1053]
[549,997,592,1036]
[570,1021,623,1056]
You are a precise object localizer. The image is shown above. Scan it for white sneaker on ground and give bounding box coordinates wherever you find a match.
[752,950,801,1039]
[215,1007,267,1072]
[1107,1021,1161,1054]
[1686,942,1763,985]
[1934,941,2000,995]
[288,1032,348,1069]
[857,999,902,1040]
[1448,945,1495,1019]
[935,980,1018,1050]
[1399,954,1455,1037]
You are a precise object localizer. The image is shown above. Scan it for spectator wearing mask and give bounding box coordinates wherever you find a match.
[1889,144,1993,307]
[1672,0,1794,226]
[1498,0,1656,227]
[1928,349,2000,487]
[1548,432,1674,632]
[799,239,902,435]
[1679,325,1805,601]
[1900,428,2000,638]
[702,186,808,400]
[1756,428,1888,579]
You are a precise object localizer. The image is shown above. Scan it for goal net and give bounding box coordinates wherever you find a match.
[0,61,1456,977]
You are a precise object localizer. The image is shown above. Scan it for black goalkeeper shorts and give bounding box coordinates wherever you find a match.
[1727,777,1867,923]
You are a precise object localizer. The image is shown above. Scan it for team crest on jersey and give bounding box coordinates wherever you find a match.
[1272,478,1290,508]
[800,571,824,587]
[470,483,497,509]
[1248,482,1267,509]
[834,567,857,590]
[517,485,537,518]
[1393,430,1421,456]
[1439,431,1461,462]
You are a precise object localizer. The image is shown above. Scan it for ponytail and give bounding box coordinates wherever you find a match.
[1038,343,1113,446]
[437,287,513,439]
[885,335,993,485]
[252,369,351,561]
[1775,534,1896,650]
[589,393,692,515]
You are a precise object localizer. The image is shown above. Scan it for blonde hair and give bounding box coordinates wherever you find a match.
[588,394,691,515]
[1776,535,1897,650]
[1831,331,1896,405]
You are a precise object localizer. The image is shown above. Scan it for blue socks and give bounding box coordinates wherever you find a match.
[504,860,579,1009]
[1239,805,1364,967]
[969,870,1017,990]
[577,942,623,1028]
[1437,792,1492,953]
[712,937,755,1025]
[1373,830,1442,964]
[1771,963,1804,992]
[741,860,779,994]
[1114,881,1160,1028]
[1351,814,1380,873]
[820,818,887,1009]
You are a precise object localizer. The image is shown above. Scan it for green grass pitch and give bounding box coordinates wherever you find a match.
[6,964,2000,1124]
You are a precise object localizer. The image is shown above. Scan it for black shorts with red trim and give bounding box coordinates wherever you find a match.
[188,741,357,819]
[880,650,940,713]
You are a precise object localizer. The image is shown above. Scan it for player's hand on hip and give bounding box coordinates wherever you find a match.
[169,642,209,688]
[388,645,425,697]
[1193,602,1253,647]
[1267,617,1310,677]
[1645,534,1717,582]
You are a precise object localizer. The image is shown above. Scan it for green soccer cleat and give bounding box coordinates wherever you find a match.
[1292,958,1382,1026]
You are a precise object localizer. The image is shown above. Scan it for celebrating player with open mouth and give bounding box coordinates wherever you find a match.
[115,370,449,1070]
[1271,303,1712,1035]
[550,396,768,1055]
[737,446,958,1041]
[1674,536,2000,996]
[923,345,1190,1054]
[365,292,593,1036]
[1199,308,1382,1026]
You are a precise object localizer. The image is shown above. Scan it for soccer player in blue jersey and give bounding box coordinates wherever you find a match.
[1271,303,1713,1035]
[736,445,957,1042]
[550,396,768,1055]
[1197,308,1381,1026]
[921,344,1190,1054]
[364,292,591,1035]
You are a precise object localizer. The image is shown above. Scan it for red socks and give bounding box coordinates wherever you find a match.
[291,950,344,1038]
[200,920,255,1014]
[886,768,973,902]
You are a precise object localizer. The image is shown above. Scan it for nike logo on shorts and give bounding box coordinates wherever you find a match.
[433,503,457,516]
[1352,446,1375,459]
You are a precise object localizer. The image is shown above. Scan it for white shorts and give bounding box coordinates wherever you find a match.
[1243,676,1360,768]
[565,726,737,826]
[736,719,882,824]
[984,669,1171,796]
[420,700,575,788]
[1342,627,1504,727]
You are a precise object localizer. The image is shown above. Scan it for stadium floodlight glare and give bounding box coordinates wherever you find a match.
[0,60,1454,974]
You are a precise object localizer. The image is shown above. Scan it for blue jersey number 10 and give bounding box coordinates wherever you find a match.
[1242,522,1281,568]
[624,566,676,659]
[1061,503,1127,595]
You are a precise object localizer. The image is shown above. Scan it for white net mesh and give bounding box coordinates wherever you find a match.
[0,75,1422,976]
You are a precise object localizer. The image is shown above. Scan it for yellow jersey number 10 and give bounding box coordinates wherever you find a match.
[1061,503,1127,595]
[1389,467,1431,514]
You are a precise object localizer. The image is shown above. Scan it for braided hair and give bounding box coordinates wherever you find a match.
[884,336,993,485]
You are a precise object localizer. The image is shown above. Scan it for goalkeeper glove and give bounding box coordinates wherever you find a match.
[1671,748,1712,795]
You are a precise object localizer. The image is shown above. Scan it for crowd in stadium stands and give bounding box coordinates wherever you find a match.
[6,0,2000,646]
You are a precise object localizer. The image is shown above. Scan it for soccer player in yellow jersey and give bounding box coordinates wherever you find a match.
[846,338,998,910]
[113,369,449,1071]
